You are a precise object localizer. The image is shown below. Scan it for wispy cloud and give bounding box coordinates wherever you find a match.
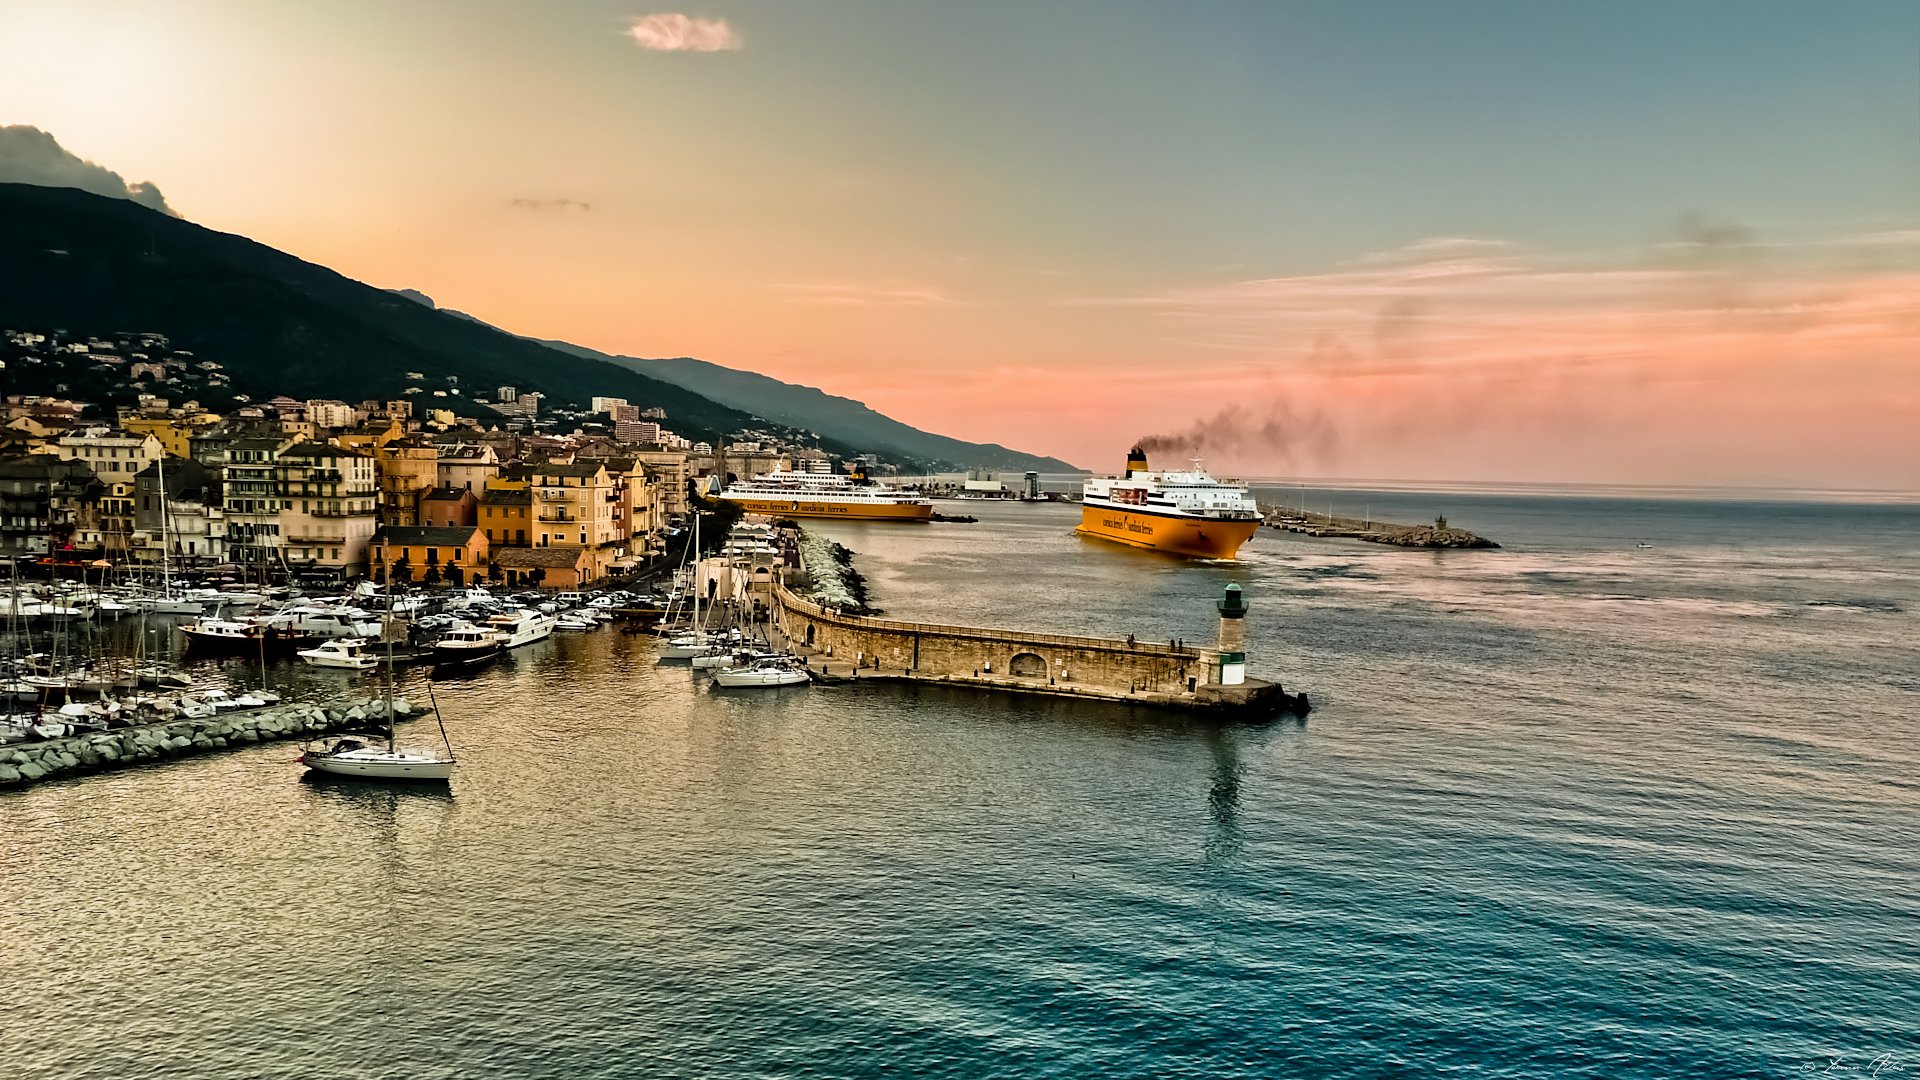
[510,197,593,212]
[627,14,741,52]
[777,282,961,307]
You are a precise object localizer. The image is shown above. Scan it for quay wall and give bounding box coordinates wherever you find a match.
[771,584,1213,696]
[0,697,416,792]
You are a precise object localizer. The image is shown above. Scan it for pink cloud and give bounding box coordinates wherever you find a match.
[627,14,740,52]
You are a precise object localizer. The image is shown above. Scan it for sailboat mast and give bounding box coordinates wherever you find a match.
[157,453,171,599]
[382,555,398,753]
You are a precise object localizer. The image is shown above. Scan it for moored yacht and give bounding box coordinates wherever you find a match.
[711,657,810,688]
[300,737,453,781]
[297,637,381,670]
[487,609,556,649]
[431,623,505,666]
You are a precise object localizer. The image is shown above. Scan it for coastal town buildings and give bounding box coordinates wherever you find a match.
[278,442,379,574]
[0,324,871,583]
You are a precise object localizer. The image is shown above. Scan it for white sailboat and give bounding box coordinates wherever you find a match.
[301,564,454,782]
[711,657,810,688]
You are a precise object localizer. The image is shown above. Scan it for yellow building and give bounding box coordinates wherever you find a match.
[334,416,409,456]
[371,525,489,585]
[498,462,618,582]
[373,439,440,527]
[120,415,220,459]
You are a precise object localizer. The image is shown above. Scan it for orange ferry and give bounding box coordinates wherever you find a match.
[1076,447,1260,559]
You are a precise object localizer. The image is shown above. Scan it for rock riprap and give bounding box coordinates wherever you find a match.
[0,697,415,792]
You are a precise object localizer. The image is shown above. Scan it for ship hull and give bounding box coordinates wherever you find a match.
[718,497,933,522]
[1076,505,1259,560]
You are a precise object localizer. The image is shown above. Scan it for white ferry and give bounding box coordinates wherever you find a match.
[717,469,933,522]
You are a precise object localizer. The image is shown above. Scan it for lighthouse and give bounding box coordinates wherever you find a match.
[1215,582,1247,686]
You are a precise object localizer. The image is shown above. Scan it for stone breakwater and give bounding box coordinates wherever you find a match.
[0,697,416,792]
[1263,505,1500,549]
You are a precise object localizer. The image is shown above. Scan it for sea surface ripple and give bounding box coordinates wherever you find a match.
[2,492,1916,1078]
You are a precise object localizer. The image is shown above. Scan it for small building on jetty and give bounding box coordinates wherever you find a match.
[770,560,1308,719]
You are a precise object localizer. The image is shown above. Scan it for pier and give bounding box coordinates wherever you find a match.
[0,697,417,791]
[1261,504,1500,549]
[771,578,1309,719]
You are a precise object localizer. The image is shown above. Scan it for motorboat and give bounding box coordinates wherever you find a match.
[487,609,556,649]
[264,605,382,640]
[179,617,316,653]
[554,613,599,632]
[431,623,505,667]
[711,658,811,688]
[297,637,381,670]
[300,736,453,781]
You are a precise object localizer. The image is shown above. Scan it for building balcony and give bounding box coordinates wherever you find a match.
[538,511,577,523]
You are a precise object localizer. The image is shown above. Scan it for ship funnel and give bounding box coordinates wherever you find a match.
[1125,445,1149,478]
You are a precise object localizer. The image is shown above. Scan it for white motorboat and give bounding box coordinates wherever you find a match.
[300,737,453,781]
[554,614,598,632]
[297,637,381,670]
[711,659,811,688]
[265,605,382,640]
[487,609,556,649]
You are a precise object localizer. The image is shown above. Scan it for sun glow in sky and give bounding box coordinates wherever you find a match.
[4,0,1917,487]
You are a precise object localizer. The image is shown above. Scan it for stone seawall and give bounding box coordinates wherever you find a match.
[775,583,1209,694]
[0,697,417,792]
[1263,504,1499,549]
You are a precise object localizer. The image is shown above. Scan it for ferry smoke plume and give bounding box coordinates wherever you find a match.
[1137,402,1339,468]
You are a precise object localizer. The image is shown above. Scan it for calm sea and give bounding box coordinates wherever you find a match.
[3,490,1916,1079]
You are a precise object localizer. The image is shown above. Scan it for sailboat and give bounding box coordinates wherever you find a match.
[128,455,204,615]
[658,507,728,658]
[300,563,455,782]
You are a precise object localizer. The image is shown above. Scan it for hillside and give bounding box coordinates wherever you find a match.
[539,341,1080,473]
[0,182,761,436]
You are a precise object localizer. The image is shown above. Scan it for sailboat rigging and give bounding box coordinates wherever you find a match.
[299,562,454,781]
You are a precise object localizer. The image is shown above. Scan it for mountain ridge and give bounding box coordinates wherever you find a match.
[0,182,766,439]
[535,340,1080,473]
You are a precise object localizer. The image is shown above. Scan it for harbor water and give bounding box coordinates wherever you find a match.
[3,491,1917,1078]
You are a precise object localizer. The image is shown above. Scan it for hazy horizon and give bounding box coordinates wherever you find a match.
[3,0,1916,488]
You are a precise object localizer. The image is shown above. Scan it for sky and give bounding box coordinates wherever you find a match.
[2,0,1917,488]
